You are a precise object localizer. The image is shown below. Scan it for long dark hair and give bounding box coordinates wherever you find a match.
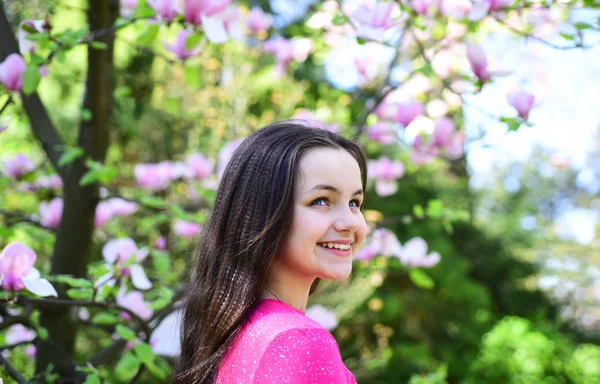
[173,121,367,384]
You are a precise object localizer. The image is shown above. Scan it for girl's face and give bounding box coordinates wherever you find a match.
[275,147,367,282]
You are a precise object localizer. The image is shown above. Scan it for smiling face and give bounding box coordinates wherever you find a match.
[273,147,367,284]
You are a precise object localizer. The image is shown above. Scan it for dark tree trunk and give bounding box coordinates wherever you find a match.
[34,1,119,381]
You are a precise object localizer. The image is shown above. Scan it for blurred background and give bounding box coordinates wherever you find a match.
[1,0,599,383]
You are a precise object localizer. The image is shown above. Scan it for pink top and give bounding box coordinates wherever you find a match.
[216,299,357,384]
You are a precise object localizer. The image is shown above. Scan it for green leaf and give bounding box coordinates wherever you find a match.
[170,204,199,222]
[67,287,94,300]
[83,374,100,384]
[133,342,155,365]
[116,324,137,341]
[81,108,93,122]
[92,312,120,326]
[559,32,574,41]
[185,33,203,50]
[55,274,93,288]
[58,147,85,167]
[138,24,160,45]
[140,196,167,209]
[36,326,49,340]
[165,96,181,115]
[144,359,168,380]
[500,116,521,132]
[23,64,41,95]
[356,37,367,45]
[90,41,108,50]
[135,6,157,18]
[413,204,425,219]
[409,269,435,289]
[332,14,350,26]
[426,200,444,219]
[574,22,592,30]
[115,352,141,381]
[184,65,201,88]
[149,287,174,311]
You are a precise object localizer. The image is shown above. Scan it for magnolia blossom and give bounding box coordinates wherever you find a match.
[440,0,471,19]
[367,122,398,144]
[410,135,437,165]
[398,237,441,268]
[117,288,153,321]
[39,198,63,229]
[246,7,272,33]
[36,174,63,190]
[356,228,403,261]
[165,29,202,60]
[5,324,36,345]
[18,20,46,54]
[368,157,405,196]
[134,162,175,190]
[155,236,167,250]
[148,0,178,21]
[305,305,339,330]
[376,99,424,127]
[186,153,213,179]
[151,309,182,356]
[466,43,490,81]
[120,0,139,18]
[0,242,58,297]
[411,118,465,164]
[173,219,202,238]
[410,0,439,15]
[351,1,399,41]
[0,54,26,91]
[98,238,152,290]
[263,37,295,78]
[507,89,535,119]
[2,153,35,179]
[95,198,139,228]
[180,0,242,43]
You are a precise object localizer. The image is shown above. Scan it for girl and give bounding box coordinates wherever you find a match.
[174,120,367,383]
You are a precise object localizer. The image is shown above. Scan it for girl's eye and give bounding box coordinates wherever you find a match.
[350,199,362,209]
[311,198,329,206]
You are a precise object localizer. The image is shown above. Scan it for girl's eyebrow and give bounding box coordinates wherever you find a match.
[307,184,364,196]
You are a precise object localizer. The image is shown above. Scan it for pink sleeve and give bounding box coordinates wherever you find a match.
[254,328,353,384]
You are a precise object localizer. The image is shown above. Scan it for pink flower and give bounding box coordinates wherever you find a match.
[39,198,63,229]
[173,219,202,238]
[101,238,152,290]
[351,1,399,41]
[5,324,36,345]
[148,0,178,21]
[440,0,471,19]
[165,29,202,59]
[305,305,339,330]
[367,122,398,144]
[263,37,295,78]
[120,0,139,18]
[95,198,139,227]
[2,153,35,179]
[246,7,272,34]
[488,0,512,11]
[466,43,490,81]
[180,0,231,24]
[397,237,441,268]
[0,54,26,91]
[18,20,46,54]
[117,289,153,321]
[186,153,213,179]
[368,157,405,196]
[155,236,166,250]
[507,89,535,119]
[0,242,58,296]
[376,99,424,127]
[409,0,439,15]
[134,162,173,190]
[356,228,403,261]
[35,174,62,190]
[410,135,437,165]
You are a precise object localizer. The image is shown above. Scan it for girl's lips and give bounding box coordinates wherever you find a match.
[318,244,352,257]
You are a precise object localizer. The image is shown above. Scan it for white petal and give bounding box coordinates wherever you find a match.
[201,15,228,44]
[130,264,152,290]
[24,267,41,279]
[94,271,115,288]
[22,277,58,297]
[151,310,182,357]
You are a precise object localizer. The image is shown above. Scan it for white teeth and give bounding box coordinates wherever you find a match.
[320,243,351,250]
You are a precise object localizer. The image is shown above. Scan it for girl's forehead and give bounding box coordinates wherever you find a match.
[295,148,362,191]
